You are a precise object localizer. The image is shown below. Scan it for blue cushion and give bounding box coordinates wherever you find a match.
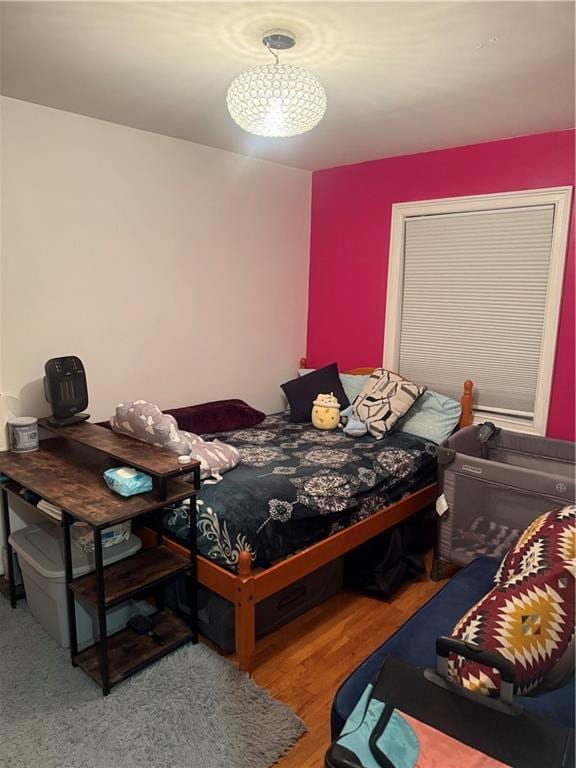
[331,557,575,738]
[339,374,369,405]
[396,389,461,444]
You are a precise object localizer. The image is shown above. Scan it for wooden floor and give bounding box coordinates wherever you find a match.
[229,553,452,768]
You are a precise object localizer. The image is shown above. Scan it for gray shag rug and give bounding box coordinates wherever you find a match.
[0,598,306,768]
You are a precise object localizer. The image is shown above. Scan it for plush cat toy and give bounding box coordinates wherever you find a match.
[311,393,341,430]
[340,404,368,437]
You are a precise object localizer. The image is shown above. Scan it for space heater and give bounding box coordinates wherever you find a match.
[44,356,90,426]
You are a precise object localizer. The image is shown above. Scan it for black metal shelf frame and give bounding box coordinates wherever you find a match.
[63,500,198,695]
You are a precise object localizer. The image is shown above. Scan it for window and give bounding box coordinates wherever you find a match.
[383,187,572,434]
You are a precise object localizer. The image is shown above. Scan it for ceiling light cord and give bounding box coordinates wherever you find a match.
[265,41,280,65]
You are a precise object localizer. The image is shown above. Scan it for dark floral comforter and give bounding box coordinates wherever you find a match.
[162,413,438,572]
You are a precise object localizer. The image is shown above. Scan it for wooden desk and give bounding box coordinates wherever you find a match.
[0,422,200,695]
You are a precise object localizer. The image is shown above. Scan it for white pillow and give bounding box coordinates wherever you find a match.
[396,390,461,444]
[299,369,369,406]
[352,368,426,439]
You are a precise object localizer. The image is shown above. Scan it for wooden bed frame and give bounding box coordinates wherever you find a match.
[140,363,474,672]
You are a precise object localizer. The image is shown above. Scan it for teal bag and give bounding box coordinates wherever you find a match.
[325,682,420,768]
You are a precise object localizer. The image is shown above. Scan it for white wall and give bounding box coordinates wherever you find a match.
[0,97,311,420]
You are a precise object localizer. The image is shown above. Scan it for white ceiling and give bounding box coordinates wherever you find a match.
[1,1,574,171]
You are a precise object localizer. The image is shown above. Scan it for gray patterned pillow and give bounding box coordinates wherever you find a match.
[110,401,240,481]
[111,401,201,453]
[352,369,426,439]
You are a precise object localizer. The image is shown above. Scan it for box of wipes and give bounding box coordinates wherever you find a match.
[103,466,153,497]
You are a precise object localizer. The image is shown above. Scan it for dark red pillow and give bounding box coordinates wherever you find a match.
[164,399,265,435]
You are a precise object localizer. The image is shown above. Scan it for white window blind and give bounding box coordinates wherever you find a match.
[398,205,555,419]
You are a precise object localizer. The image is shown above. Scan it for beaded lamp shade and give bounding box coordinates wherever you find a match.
[227,63,327,138]
[226,30,327,138]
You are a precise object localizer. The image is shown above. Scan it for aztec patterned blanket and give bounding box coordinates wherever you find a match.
[163,413,438,571]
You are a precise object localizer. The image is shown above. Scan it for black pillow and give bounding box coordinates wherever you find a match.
[281,363,350,423]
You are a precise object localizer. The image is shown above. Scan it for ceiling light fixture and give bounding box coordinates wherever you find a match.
[226,30,327,138]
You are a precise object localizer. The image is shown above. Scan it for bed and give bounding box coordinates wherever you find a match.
[139,362,474,671]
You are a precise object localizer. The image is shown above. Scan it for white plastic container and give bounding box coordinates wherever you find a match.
[8,416,39,452]
[10,524,143,650]
[71,520,131,551]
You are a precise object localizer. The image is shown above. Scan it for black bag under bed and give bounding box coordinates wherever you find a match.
[433,425,575,578]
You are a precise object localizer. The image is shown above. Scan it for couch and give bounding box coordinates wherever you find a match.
[331,556,575,739]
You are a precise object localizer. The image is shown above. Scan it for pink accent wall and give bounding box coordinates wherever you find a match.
[306,131,575,440]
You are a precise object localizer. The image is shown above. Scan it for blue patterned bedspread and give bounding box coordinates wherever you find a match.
[162,413,438,572]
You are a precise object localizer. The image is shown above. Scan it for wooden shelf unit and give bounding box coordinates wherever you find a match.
[74,608,194,688]
[0,420,200,695]
[70,545,191,608]
[0,438,195,528]
[38,419,192,480]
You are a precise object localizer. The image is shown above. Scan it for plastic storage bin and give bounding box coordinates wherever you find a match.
[10,523,143,650]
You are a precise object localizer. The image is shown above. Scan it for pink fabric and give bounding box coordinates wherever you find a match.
[306,130,575,440]
[400,712,509,767]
